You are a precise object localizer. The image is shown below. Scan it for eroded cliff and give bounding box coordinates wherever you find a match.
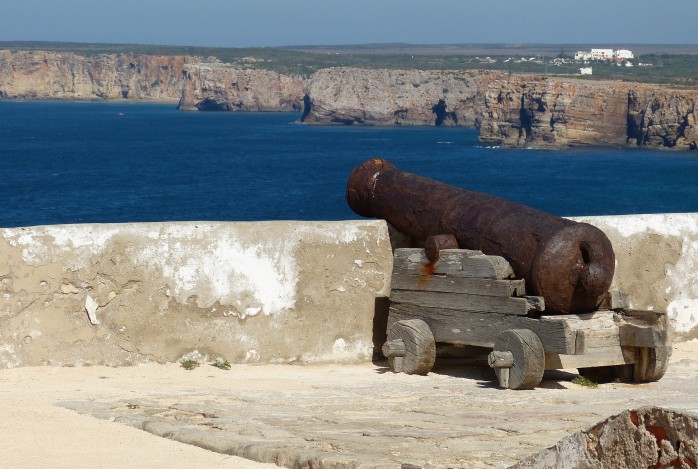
[302,67,485,126]
[1,50,696,150]
[301,68,697,150]
[178,63,305,112]
[480,75,698,150]
[0,50,207,101]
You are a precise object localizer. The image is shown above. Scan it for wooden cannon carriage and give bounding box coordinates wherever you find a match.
[382,247,672,390]
[344,158,671,390]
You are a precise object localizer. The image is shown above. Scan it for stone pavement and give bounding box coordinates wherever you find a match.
[21,341,692,469]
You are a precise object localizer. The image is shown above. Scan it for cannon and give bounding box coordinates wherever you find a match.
[347,158,615,314]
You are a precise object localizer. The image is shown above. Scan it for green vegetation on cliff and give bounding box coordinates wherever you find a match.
[1,41,696,87]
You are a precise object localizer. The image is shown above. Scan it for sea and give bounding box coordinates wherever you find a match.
[1,100,698,228]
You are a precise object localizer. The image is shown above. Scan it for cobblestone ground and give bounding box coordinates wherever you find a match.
[49,341,698,469]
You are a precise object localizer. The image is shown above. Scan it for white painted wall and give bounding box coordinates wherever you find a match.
[573,213,698,338]
[0,213,696,369]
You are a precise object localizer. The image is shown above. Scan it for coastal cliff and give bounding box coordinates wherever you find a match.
[1,50,696,150]
[302,68,484,126]
[178,63,305,112]
[301,68,697,150]
[0,50,205,101]
[480,75,698,150]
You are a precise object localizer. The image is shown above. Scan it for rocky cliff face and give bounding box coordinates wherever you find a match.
[301,68,697,150]
[2,50,696,150]
[302,68,485,126]
[627,90,697,150]
[480,75,698,150]
[0,50,205,101]
[178,63,305,112]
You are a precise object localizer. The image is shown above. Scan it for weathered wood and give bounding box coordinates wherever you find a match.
[543,310,621,354]
[488,351,514,368]
[598,290,630,311]
[390,273,526,298]
[619,324,668,348]
[618,309,671,348]
[388,303,576,354]
[381,339,406,358]
[387,244,671,382]
[634,346,671,383]
[393,249,514,280]
[524,296,545,312]
[495,367,510,388]
[492,329,545,390]
[545,346,639,370]
[390,290,534,316]
[386,319,435,375]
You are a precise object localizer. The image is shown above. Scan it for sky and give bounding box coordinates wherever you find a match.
[1,0,696,48]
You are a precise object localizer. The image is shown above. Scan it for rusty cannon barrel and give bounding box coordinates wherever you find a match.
[347,158,615,314]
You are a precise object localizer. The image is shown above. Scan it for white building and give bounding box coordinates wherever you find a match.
[580,67,593,75]
[614,49,634,60]
[591,49,614,60]
[575,48,635,62]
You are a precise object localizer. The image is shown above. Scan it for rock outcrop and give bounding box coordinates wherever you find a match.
[178,63,305,112]
[628,90,698,149]
[0,50,207,101]
[513,407,698,469]
[302,67,484,126]
[480,75,698,150]
[302,69,697,150]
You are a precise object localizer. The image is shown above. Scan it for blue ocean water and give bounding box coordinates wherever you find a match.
[1,100,698,228]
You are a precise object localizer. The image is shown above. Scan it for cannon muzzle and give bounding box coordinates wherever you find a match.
[347,158,615,314]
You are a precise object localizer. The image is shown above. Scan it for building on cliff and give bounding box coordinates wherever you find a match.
[575,48,634,62]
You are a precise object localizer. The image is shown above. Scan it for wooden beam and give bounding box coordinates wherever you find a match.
[545,346,639,370]
[388,303,576,354]
[390,273,526,297]
[393,248,514,280]
[390,290,534,316]
[598,290,630,310]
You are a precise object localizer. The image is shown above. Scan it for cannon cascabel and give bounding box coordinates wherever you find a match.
[346,158,615,314]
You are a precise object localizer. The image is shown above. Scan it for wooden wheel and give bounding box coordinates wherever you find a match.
[382,319,435,375]
[634,346,671,383]
[489,329,544,390]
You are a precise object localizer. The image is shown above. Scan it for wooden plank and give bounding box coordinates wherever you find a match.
[619,324,666,348]
[554,309,671,349]
[541,310,617,327]
[390,273,526,297]
[390,290,533,316]
[575,328,622,353]
[545,346,639,370]
[598,290,630,311]
[524,296,545,312]
[393,248,514,280]
[388,303,576,354]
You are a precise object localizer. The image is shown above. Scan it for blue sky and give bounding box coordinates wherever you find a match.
[1,0,696,47]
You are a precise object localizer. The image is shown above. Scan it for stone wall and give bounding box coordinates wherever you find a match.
[1,214,697,369]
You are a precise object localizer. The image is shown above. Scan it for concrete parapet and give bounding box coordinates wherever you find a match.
[0,221,393,368]
[1,213,697,369]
